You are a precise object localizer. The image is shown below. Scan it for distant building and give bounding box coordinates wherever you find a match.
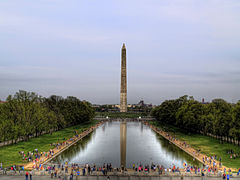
[135,100,153,108]
[138,100,144,107]
[93,99,153,113]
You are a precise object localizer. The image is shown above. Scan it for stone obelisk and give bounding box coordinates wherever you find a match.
[120,43,127,112]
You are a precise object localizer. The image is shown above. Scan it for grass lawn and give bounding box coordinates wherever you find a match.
[0,120,98,168]
[149,121,240,169]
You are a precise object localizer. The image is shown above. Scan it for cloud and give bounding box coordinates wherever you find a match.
[0,0,240,104]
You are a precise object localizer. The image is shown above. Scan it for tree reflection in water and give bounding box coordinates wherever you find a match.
[53,121,202,168]
[54,132,94,163]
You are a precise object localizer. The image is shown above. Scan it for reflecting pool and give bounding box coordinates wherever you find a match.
[53,121,202,168]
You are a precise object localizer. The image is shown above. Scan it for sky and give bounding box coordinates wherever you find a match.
[0,0,240,104]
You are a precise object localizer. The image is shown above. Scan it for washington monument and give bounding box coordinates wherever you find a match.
[120,43,127,112]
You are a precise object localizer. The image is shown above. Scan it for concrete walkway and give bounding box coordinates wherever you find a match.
[1,175,240,180]
[0,175,52,180]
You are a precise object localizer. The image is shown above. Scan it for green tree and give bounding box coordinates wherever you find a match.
[210,99,232,141]
[230,101,240,145]
[151,95,188,124]
[44,95,66,130]
[176,99,204,133]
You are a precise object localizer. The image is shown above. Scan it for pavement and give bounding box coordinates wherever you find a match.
[1,175,240,180]
[0,175,52,180]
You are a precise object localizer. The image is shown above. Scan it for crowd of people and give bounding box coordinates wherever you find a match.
[1,162,240,180]
[202,155,222,169]
[18,148,56,166]
[10,162,239,180]
[227,149,240,159]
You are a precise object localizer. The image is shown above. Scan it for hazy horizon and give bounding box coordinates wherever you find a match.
[1,0,240,104]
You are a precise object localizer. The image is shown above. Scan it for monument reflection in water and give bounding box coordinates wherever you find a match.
[53,121,202,168]
[120,121,127,167]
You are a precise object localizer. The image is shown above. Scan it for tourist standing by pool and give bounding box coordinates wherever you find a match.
[25,171,29,180]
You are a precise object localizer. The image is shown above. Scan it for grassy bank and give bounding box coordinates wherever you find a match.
[0,119,98,168]
[149,121,240,169]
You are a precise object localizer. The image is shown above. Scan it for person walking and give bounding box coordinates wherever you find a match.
[30,171,32,180]
[223,173,226,180]
[25,171,29,180]
[227,173,230,180]
[82,168,85,176]
[69,173,73,180]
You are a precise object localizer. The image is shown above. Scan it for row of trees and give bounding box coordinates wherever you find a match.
[95,105,152,115]
[151,95,240,145]
[0,90,95,144]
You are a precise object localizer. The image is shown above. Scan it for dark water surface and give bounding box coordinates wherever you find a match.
[53,121,202,168]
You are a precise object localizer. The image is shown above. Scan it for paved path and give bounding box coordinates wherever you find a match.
[1,175,240,180]
[0,175,52,180]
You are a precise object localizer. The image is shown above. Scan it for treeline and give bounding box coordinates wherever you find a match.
[151,95,240,145]
[95,105,152,115]
[0,90,95,144]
